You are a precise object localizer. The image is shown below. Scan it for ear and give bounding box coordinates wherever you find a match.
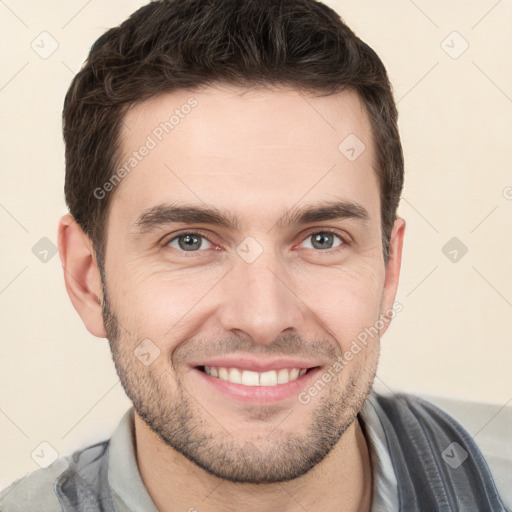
[57,213,106,338]
[379,217,406,337]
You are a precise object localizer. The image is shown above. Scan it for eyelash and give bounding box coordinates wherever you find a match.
[162,229,350,255]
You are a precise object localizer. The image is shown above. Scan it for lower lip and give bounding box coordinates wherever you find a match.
[191,367,322,404]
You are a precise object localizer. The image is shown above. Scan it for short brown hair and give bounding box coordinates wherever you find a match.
[63,0,404,269]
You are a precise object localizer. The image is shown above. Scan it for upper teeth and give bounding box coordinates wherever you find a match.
[204,366,307,386]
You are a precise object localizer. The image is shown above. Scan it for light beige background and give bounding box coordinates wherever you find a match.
[1,0,511,491]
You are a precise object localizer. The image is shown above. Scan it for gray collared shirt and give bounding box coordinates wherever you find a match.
[1,390,510,511]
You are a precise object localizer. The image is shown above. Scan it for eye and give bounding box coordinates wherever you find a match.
[166,232,214,252]
[300,231,346,251]
[164,229,347,255]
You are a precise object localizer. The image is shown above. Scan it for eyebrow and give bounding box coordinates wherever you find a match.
[130,200,370,236]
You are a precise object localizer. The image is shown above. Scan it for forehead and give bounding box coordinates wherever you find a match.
[120,84,373,156]
[109,84,379,231]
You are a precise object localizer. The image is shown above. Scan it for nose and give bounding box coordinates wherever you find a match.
[217,249,304,346]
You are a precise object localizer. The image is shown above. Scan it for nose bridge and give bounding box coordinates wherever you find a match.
[218,246,302,345]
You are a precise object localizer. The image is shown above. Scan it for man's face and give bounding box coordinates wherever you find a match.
[100,84,398,483]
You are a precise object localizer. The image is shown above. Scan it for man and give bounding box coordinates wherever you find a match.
[1,0,509,510]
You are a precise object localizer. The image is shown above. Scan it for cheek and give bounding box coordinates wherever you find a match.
[115,266,224,341]
[295,262,384,351]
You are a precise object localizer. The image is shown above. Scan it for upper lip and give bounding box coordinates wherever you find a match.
[191,356,322,372]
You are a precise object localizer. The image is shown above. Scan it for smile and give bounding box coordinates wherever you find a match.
[201,366,308,386]
[191,357,323,403]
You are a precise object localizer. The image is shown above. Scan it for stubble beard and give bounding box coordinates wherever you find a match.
[100,280,378,483]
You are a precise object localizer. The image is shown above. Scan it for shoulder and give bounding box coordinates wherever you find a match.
[0,440,110,512]
[0,457,68,511]
[371,389,511,461]
[369,390,512,511]
[370,389,504,458]
[414,392,512,510]
[370,389,496,444]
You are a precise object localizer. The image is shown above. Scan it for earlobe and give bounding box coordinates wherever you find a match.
[57,214,106,338]
[379,217,406,337]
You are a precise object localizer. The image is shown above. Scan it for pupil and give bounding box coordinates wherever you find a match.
[314,233,331,250]
[180,234,200,251]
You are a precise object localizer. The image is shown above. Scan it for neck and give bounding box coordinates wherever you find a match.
[134,414,373,512]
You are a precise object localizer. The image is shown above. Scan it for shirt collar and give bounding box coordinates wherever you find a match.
[358,390,400,512]
[108,408,159,512]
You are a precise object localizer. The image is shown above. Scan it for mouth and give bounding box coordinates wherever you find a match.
[191,361,323,404]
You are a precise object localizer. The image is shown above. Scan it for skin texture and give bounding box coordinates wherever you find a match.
[58,84,405,512]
